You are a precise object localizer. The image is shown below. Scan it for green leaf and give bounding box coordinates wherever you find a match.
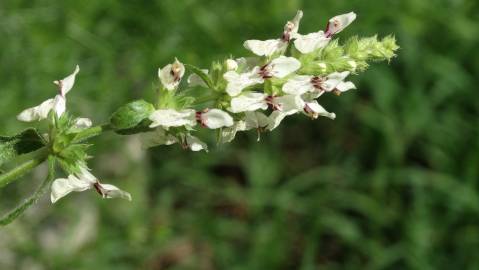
[185,64,215,89]
[0,128,46,166]
[0,156,55,226]
[110,100,155,131]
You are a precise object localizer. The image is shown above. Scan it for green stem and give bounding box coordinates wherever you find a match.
[72,124,112,143]
[0,156,56,226]
[0,154,48,189]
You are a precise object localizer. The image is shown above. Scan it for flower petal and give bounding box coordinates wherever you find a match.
[149,109,196,128]
[303,100,336,119]
[323,71,351,91]
[224,68,263,96]
[243,39,286,57]
[141,128,178,148]
[73,118,93,129]
[244,111,270,130]
[201,109,234,129]
[52,95,66,118]
[229,92,268,113]
[267,110,288,131]
[50,175,92,203]
[282,75,315,95]
[270,56,301,78]
[287,10,303,38]
[294,31,330,54]
[273,95,304,115]
[221,121,247,143]
[54,65,80,96]
[336,81,356,93]
[97,183,132,201]
[225,59,238,71]
[185,134,208,152]
[17,98,56,122]
[326,12,357,36]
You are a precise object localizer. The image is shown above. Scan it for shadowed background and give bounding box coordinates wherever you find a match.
[1,0,478,269]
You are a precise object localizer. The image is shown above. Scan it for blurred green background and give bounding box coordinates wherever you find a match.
[1,0,478,269]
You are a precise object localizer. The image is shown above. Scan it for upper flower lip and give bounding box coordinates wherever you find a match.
[17,65,80,122]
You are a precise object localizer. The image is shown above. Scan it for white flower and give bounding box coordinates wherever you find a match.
[282,72,355,96]
[243,10,303,57]
[325,12,357,37]
[187,69,209,87]
[141,128,178,148]
[282,10,303,41]
[266,94,304,115]
[142,128,208,152]
[302,100,336,119]
[224,56,300,96]
[149,109,196,128]
[158,58,185,91]
[225,59,238,71]
[224,68,264,96]
[54,65,80,96]
[244,111,271,141]
[262,56,301,78]
[244,39,287,57]
[293,31,330,54]
[17,65,79,122]
[221,121,247,143]
[73,118,92,129]
[229,92,268,113]
[51,166,131,203]
[182,134,208,152]
[196,109,234,129]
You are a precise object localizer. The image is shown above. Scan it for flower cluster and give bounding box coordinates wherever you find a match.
[144,11,368,148]
[11,10,398,205]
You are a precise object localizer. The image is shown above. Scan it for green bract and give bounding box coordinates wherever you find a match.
[109,100,155,133]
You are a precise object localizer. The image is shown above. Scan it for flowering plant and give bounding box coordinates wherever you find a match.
[0,10,398,226]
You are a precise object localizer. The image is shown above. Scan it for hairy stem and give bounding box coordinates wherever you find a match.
[0,156,56,226]
[0,152,48,189]
[73,124,112,143]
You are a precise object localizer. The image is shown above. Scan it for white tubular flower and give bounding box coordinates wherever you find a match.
[73,118,92,129]
[158,58,185,91]
[224,68,264,96]
[187,69,209,87]
[283,72,355,96]
[224,56,300,96]
[196,109,234,129]
[303,100,336,119]
[325,12,357,37]
[51,166,131,203]
[17,65,79,122]
[293,31,330,54]
[243,10,303,57]
[149,109,196,128]
[229,92,268,113]
[282,10,303,41]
